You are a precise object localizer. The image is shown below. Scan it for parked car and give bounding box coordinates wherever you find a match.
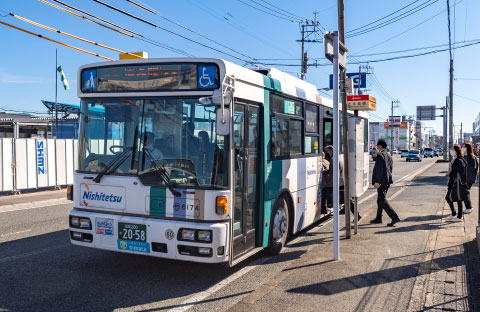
[392,148,400,154]
[406,150,422,162]
[424,147,434,158]
[400,149,409,158]
[434,149,440,157]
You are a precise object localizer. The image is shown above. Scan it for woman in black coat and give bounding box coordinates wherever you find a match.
[445,144,467,222]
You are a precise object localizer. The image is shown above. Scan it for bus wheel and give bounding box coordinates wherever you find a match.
[267,196,289,255]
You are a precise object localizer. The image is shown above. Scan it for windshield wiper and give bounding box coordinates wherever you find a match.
[142,148,181,197]
[93,147,133,183]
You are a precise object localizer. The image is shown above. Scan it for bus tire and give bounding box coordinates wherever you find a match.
[266,196,289,255]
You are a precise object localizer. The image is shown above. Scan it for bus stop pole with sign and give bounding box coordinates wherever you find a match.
[332,32,340,260]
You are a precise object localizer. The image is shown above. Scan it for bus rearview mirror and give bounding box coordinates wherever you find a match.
[216,108,230,136]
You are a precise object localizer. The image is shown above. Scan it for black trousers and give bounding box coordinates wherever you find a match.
[445,186,465,218]
[321,187,332,213]
[375,184,399,221]
[340,185,359,216]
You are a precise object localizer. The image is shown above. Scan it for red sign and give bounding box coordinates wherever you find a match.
[346,95,376,111]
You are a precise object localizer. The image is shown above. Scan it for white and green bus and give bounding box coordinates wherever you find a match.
[68,58,369,266]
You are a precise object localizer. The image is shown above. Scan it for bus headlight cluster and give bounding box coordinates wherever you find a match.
[178,228,212,243]
[69,216,92,230]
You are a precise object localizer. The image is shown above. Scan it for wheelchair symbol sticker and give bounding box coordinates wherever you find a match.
[197,66,216,89]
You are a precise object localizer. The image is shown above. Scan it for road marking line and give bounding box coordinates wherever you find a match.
[358,159,437,205]
[0,229,32,238]
[0,244,70,264]
[164,159,439,312]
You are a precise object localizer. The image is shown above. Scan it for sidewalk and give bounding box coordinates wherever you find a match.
[0,189,70,213]
[409,185,480,311]
[228,163,480,312]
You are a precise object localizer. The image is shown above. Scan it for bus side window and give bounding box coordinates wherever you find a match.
[323,119,332,150]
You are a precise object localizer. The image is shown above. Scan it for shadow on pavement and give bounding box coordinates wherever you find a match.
[287,247,465,296]
[0,230,261,312]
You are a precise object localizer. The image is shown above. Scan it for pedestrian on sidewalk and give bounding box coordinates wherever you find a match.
[320,151,331,214]
[462,143,477,214]
[324,145,361,220]
[445,144,468,222]
[370,139,400,227]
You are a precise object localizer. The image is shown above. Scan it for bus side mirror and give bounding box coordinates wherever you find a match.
[216,108,230,136]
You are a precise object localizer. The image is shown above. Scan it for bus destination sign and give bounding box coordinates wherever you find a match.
[81,63,219,92]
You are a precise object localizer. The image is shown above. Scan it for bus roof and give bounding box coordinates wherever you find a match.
[77,57,368,118]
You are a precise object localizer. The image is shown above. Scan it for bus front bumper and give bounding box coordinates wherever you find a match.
[68,210,229,264]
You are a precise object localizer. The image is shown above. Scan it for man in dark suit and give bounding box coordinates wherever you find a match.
[370,139,401,226]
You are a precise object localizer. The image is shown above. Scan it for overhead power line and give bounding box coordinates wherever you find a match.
[454,94,480,103]
[347,0,423,33]
[124,0,259,62]
[259,0,305,20]
[41,0,193,56]
[51,0,142,36]
[125,0,155,14]
[0,20,113,60]
[347,0,440,38]
[8,13,142,58]
[38,0,133,37]
[93,0,259,64]
[353,0,464,54]
[247,0,303,21]
[93,0,157,27]
[235,0,297,22]
[257,39,480,67]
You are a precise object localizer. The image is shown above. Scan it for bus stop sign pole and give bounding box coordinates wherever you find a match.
[332,32,340,260]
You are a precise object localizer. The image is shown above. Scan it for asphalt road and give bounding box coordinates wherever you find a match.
[0,156,439,312]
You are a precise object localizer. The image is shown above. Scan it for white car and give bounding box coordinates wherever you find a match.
[400,149,409,158]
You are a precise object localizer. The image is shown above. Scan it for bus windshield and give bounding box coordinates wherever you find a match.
[78,98,229,189]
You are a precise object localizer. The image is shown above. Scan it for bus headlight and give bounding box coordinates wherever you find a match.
[181,229,195,241]
[197,230,212,242]
[79,218,91,229]
[70,216,80,227]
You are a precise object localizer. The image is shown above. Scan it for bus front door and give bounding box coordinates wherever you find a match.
[232,103,259,258]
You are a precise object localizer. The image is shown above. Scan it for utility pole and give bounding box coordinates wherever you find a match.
[298,17,321,80]
[460,122,463,144]
[390,100,400,155]
[337,0,352,238]
[447,0,454,161]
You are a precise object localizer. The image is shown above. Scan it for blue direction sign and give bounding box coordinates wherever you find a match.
[329,72,367,89]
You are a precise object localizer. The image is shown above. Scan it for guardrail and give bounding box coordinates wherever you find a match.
[0,138,77,192]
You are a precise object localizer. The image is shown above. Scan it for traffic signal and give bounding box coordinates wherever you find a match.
[302,52,308,75]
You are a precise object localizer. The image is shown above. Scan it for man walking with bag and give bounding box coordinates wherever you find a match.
[370,139,401,227]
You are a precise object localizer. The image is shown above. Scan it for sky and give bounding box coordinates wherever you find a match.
[0,0,479,136]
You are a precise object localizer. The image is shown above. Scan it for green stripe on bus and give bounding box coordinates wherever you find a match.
[150,187,166,216]
[265,160,282,200]
[262,200,272,247]
[262,75,282,92]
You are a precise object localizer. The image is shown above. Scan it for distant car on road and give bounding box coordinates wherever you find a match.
[434,148,440,157]
[424,147,434,158]
[400,149,409,158]
[406,150,422,162]
[392,148,400,154]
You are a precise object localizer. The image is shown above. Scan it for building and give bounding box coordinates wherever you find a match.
[0,112,78,139]
[369,121,409,150]
[474,113,480,137]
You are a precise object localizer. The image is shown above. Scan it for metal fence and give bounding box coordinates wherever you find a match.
[0,138,77,192]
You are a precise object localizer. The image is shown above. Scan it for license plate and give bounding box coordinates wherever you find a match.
[118,222,147,242]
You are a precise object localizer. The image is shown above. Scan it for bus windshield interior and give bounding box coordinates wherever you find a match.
[78,98,229,189]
